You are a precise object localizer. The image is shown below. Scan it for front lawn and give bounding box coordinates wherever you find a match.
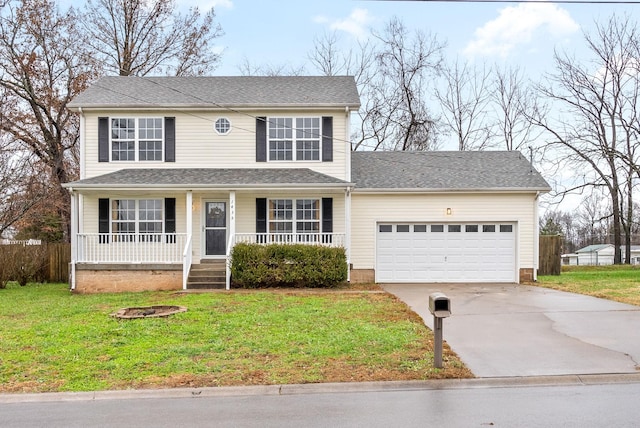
[0,283,471,393]
[537,265,640,306]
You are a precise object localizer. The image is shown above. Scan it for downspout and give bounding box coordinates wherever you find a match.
[78,108,85,179]
[345,107,352,282]
[345,106,351,182]
[69,188,77,291]
[345,186,352,282]
[533,191,541,282]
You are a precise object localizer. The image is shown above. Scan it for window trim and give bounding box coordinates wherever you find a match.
[214,117,231,135]
[110,117,164,162]
[266,116,322,162]
[110,198,164,236]
[268,198,321,234]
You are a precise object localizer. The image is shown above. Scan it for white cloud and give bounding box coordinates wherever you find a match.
[314,8,374,40]
[463,3,579,58]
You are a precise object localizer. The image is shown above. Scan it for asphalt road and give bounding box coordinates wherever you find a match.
[2,376,640,428]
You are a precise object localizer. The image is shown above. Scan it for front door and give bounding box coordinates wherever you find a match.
[203,201,227,257]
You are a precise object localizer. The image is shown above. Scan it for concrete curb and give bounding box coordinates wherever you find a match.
[2,372,640,404]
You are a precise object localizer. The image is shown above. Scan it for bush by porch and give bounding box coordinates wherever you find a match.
[230,243,348,288]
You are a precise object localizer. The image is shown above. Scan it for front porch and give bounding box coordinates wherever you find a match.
[66,169,353,292]
[71,231,347,291]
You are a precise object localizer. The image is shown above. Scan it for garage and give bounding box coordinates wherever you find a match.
[376,222,517,283]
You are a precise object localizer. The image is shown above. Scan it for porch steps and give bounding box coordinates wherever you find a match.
[186,260,226,289]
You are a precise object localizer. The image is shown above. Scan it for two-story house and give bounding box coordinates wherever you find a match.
[64,76,550,293]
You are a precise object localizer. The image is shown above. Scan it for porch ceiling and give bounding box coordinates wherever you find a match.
[64,168,352,191]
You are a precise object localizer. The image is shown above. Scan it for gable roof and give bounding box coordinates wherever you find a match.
[351,151,551,192]
[64,168,350,190]
[576,244,613,253]
[68,76,361,109]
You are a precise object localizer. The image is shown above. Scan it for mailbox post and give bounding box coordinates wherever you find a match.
[428,292,451,369]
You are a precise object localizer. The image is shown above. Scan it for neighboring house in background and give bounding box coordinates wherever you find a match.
[64,76,551,293]
[561,253,579,266]
[576,244,614,265]
[572,244,640,266]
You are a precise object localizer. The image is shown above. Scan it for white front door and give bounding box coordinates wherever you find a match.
[203,201,227,257]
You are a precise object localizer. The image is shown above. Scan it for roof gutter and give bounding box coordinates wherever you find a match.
[351,187,553,194]
[61,182,354,191]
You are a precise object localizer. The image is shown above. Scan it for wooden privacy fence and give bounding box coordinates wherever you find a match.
[539,235,562,276]
[0,243,70,283]
[47,243,71,282]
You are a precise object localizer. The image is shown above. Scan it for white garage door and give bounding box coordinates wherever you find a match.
[376,223,516,283]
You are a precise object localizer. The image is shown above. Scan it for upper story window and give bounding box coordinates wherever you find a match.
[99,117,175,163]
[263,117,324,162]
[256,116,332,163]
[111,118,163,161]
[215,117,231,135]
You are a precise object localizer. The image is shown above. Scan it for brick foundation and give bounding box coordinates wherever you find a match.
[74,264,182,293]
[350,268,375,283]
[519,268,534,283]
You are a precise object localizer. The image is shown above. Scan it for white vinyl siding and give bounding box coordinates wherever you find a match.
[81,110,348,181]
[350,192,538,280]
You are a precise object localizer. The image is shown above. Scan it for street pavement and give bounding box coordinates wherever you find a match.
[2,375,640,427]
[382,283,640,377]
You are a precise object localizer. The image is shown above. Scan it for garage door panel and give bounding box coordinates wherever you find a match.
[376,222,516,283]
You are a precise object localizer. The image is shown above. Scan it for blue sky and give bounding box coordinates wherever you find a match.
[189,0,637,77]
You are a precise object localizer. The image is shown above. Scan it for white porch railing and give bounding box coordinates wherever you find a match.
[77,233,187,263]
[233,233,345,248]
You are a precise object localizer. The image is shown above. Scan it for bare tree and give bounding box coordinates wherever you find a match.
[363,18,444,151]
[82,0,223,76]
[237,56,306,76]
[436,59,493,151]
[0,142,42,238]
[0,0,96,241]
[492,66,538,151]
[530,15,640,264]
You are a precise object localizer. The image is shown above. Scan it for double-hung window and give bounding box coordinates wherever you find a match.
[268,199,320,237]
[111,118,163,161]
[267,117,320,161]
[111,199,163,241]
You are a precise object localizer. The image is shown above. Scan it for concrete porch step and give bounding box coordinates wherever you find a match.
[186,261,226,290]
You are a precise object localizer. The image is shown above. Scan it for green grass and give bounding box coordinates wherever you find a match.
[0,283,471,393]
[537,265,640,306]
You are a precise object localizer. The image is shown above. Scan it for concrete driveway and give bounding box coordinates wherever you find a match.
[382,283,640,377]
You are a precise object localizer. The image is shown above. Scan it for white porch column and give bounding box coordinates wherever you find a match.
[186,191,193,236]
[69,189,78,290]
[345,187,351,282]
[227,190,236,290]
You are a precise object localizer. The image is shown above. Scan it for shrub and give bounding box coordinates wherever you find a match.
[231,243,347,288]
[0,244,48,288]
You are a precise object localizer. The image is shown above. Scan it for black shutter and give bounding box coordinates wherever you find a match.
[322,197,333,244]
[256,198,267,243]
[256,117,267,162]
[165,117,175,162]
[322,116,333,162]
[98,117,109,162]
[98,198,110,243]
[165,198,176,243]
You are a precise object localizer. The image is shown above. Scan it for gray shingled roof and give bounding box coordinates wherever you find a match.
[351,151,551,191]
[68,76,361,109]
[65,168,350,189]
